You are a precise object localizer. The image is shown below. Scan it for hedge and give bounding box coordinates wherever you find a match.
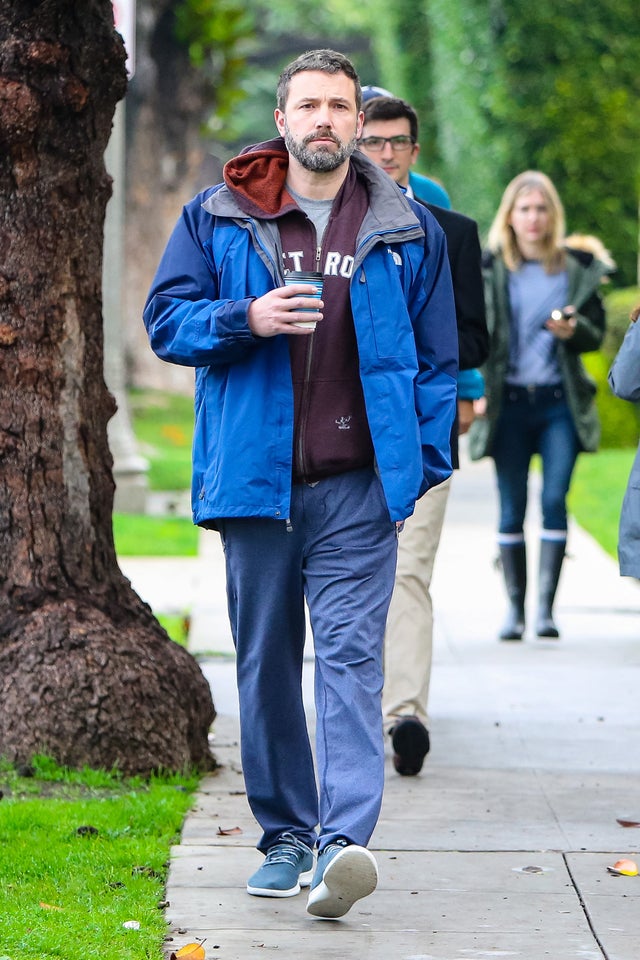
[586,285,640,449]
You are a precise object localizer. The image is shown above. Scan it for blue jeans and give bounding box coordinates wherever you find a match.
[218,468,398,853]
[492,385,580,535]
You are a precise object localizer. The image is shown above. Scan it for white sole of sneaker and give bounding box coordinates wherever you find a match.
[306,846,378,919]
[247,867,314,898]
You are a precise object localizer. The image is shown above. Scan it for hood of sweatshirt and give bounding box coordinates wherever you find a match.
[222,137,299,220]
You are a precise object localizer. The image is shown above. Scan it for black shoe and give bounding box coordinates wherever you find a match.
[390,717,430,776]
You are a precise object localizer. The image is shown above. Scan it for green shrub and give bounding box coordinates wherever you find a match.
[603,285,640,356]
[584,285,640,449]
[585,351,640,448]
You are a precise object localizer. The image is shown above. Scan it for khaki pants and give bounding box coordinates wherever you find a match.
[382,475,452,731]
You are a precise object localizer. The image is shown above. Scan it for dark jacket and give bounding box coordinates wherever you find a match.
[419,200,488,467]
[608,319,640,578]
[423,203,489,372]
[469,247,608,460]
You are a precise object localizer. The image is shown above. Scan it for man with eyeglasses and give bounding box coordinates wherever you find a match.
[361,85,452,208]
[360,95,489,777]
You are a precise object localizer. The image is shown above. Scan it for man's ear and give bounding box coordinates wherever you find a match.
[410,142,421,167]
[274,108,285,137]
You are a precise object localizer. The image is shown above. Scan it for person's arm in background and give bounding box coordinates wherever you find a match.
[451,215,489,371]
[457,367,485,435]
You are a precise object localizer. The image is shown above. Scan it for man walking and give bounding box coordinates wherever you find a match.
[359,95,488,775]
[144,51,458,918]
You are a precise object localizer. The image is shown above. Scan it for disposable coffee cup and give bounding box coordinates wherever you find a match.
[283,270,323,329]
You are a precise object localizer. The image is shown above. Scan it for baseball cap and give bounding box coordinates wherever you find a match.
[361,84,395,103]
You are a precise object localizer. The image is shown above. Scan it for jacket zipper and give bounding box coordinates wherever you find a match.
[295,242,322,479]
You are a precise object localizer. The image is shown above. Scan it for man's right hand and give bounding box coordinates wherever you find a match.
[248,285,323,337]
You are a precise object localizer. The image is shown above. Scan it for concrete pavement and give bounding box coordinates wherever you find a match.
[121,449,640,960]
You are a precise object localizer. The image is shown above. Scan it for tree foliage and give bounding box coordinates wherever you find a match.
[221,0,372,151]
[421,0,509,226]
[163,0,640,283]
[487,0,640,284]
[174,0,255,137]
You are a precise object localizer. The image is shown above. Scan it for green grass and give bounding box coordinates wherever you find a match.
[112,390,199,558]
[129,388,194,492]
[569,447,636,558]
[0,758,199,960]
[113,513,198,557]
[156,613,191,647]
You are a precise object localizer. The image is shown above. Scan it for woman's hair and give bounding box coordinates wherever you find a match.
[487,170,566,273]
[631,304,640,323]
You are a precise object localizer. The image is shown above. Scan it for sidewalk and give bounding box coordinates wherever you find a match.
[122,452,640,960]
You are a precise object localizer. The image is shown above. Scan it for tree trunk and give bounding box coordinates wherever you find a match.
[0,1,215,775]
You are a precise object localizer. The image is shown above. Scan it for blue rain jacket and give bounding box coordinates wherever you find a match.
[143,146,458,524]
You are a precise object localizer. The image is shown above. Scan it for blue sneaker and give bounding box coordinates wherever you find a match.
[247,832,314,898]
[306,839,378,918]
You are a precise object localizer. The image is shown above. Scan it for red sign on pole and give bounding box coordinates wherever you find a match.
[112,0,136,77]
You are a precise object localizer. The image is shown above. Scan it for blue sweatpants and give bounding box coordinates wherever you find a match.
[218,467,398,853]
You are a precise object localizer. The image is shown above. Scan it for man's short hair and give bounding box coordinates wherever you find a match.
[362,96,419,143]
[277,49,362,112]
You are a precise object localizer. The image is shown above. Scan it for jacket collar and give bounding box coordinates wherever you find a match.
[203,139,422,236]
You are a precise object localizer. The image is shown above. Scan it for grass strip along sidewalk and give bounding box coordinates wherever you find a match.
[0,759,199,960]
[568,447,635,560]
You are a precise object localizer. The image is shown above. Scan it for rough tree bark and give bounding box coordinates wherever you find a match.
[0,1,215,775]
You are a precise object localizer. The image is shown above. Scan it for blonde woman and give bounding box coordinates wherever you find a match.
[469,171,608,640]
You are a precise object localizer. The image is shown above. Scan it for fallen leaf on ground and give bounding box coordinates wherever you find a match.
[217,825,242,836]
[123,920,141,930]
[171,941,206,960]
[616,818,640,828]
[607,858,638,876]
[39,902,63,911]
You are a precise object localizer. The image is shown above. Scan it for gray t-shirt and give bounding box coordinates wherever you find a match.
[286,183,333,255]
[507,261,569,385]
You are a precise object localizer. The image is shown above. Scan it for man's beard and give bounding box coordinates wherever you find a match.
[284,122,357,172]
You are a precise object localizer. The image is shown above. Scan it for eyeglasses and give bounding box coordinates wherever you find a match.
[359,135,415,152]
